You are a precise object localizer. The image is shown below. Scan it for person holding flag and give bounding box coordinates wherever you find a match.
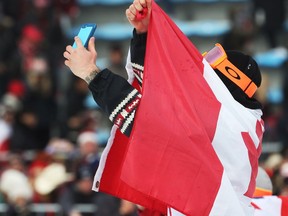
[63,0,264,215]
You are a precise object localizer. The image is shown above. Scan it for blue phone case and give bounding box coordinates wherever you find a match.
[73,23,97,48]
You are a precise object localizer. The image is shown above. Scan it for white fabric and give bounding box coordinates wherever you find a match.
[252,196,282,216]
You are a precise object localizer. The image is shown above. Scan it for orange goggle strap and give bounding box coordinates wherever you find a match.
[216,58,258,98]
[253,187,273,197]
[203,43,258,98]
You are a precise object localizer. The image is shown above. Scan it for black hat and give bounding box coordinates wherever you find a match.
[214,50,262,109]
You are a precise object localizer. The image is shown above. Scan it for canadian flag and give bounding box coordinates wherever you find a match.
[92,1,263,215]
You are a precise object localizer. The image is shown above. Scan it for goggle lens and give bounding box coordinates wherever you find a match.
[204,46,224,66]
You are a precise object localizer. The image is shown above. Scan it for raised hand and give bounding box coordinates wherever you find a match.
[125,0,152,34]
[63,36,100,83]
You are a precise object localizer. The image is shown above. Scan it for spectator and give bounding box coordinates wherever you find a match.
[278,60,288,149]
[9,55,57,151]
[0,105,11,152]
[0,93,22,152]
[64,78,91,140]
[8,24,45,79]
[118,200,138,216]
[58,165,98,216]
[53,0,79,35]
[0,168,34,216]
[1,0,28,24]
[33,162,69,203]
[107,44,128,80]
[0,79,26,152]
[16,0,71,87]
[221,6,255,54]
[45,137,75,162]
[16,0,64,49]
[72,131,100,175]
[60,164,127,216]
[252,0,286,48]
[0,14,18,98]
[27,152,52,203]
[263,153,284,195]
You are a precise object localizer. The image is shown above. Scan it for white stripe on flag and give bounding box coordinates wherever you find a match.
[92,126,117,192]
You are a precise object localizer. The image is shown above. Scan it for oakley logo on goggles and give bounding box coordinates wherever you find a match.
[203,43,257,98]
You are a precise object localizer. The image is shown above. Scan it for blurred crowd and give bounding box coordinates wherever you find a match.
[0,0,287,215]
[0,131,138,215]
[0,0,136,215]
[0,0,115,151]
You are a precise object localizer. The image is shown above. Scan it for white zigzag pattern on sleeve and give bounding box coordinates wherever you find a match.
[121,110,136,134]
[131,63,144,71]
[109,89,138,121]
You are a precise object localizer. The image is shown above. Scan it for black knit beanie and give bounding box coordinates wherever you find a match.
[214,50,262,109]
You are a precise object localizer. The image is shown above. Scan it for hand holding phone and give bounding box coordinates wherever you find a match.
[73,23,97,48]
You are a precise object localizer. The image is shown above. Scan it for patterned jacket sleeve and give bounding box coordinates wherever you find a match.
[88,30,147,137]
[130,29,147,88]
[88,69,141,137]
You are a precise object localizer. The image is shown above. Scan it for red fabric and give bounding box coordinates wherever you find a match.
[243,120,263,197]
[99,78,167,213]
[99,130,167,214]
[280,196,288,216]
[121,2,223,215]
[99,1,224,215]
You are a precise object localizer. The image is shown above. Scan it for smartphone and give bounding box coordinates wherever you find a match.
[72,23,97,48]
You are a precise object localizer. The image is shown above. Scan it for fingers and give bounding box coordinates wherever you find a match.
[63,45,73,68]
[63,50,70,60]
[87,37,96,54]
[128,0,148,15]
[139,0,147,8]
[74,36,84,48]
[127,0,149,21]
[63,50,71,68]
[133,0,144,11]
[128,4,137,16]
[126,9,135,21]
[66,45,73,54]
[64,59,70,67]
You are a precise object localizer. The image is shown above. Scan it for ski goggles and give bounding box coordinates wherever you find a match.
[203,43,257,98]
